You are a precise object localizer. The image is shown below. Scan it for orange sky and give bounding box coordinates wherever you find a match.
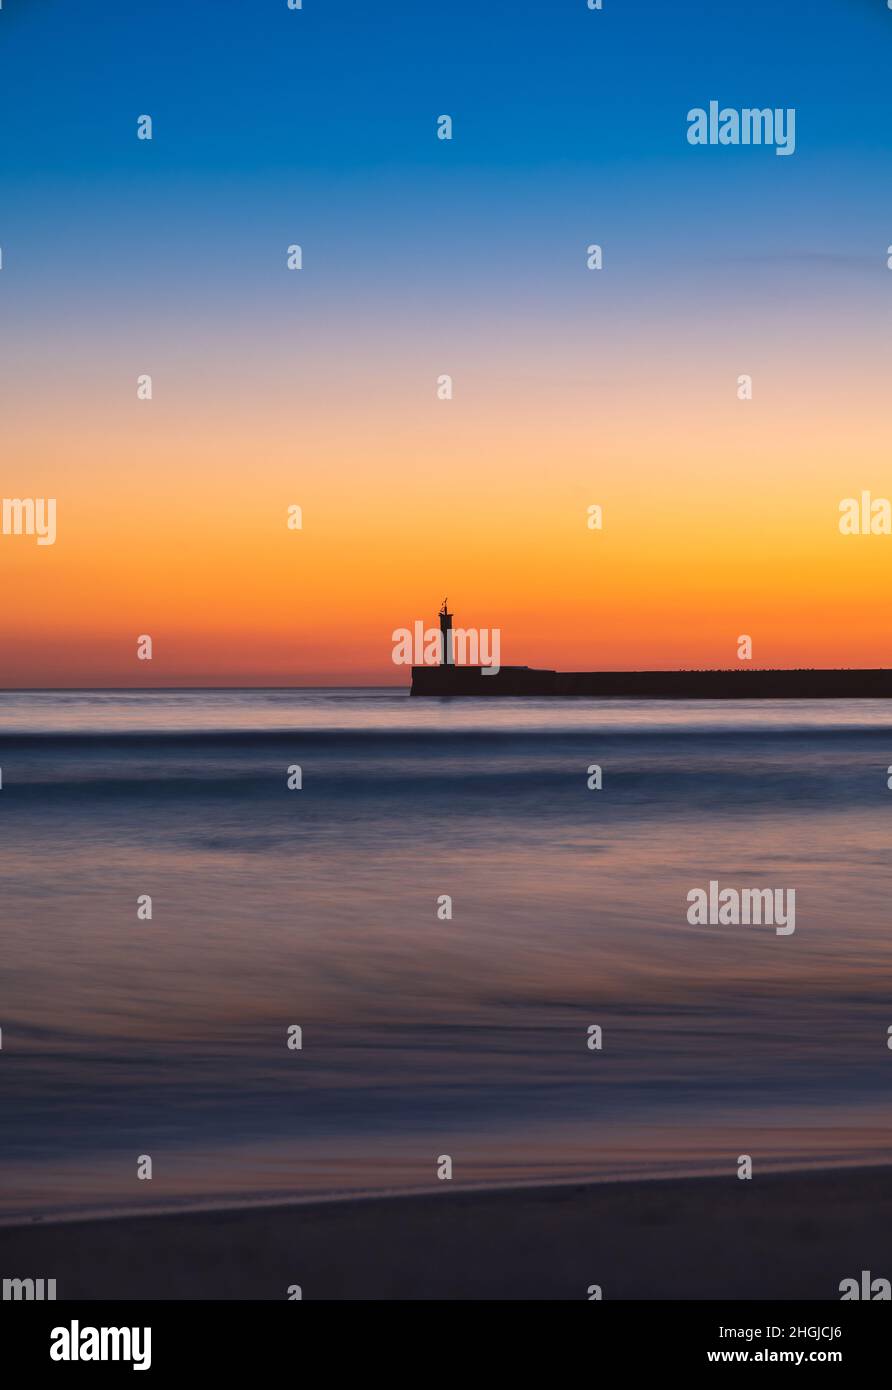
[3,340,891,686]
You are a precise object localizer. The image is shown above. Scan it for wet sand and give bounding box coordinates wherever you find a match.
[1,1166,888,1300]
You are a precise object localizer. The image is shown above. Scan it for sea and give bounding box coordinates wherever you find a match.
[1,689,890,1222]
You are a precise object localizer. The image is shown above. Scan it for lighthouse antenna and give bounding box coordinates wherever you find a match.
[438,599,454,665]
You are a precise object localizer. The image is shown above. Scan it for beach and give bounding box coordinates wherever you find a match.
[1,1166,889,1300]
[2,690,892,1296]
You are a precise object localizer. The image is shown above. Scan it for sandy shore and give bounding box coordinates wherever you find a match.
[1,1166,889,1300]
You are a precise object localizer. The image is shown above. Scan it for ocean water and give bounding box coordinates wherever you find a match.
[1,689,891,1222]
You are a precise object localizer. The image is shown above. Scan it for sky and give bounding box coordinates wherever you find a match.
[2,0,891,686]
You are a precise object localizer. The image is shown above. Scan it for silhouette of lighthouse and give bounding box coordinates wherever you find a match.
[439,599,454,666]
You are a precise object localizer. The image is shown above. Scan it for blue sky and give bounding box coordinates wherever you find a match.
[3,0,891,179]
[3,0,892,417]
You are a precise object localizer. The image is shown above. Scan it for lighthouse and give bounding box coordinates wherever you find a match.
[438,599,454,665]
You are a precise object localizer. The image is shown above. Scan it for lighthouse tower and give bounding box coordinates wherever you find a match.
[438,599,454,666]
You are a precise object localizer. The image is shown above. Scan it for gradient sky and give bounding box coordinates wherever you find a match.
[2,0,891,685]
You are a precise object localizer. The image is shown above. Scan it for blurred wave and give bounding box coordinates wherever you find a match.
[1,690,891,1219]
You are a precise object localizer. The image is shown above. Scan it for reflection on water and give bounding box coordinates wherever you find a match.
[1,690,891,1220]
